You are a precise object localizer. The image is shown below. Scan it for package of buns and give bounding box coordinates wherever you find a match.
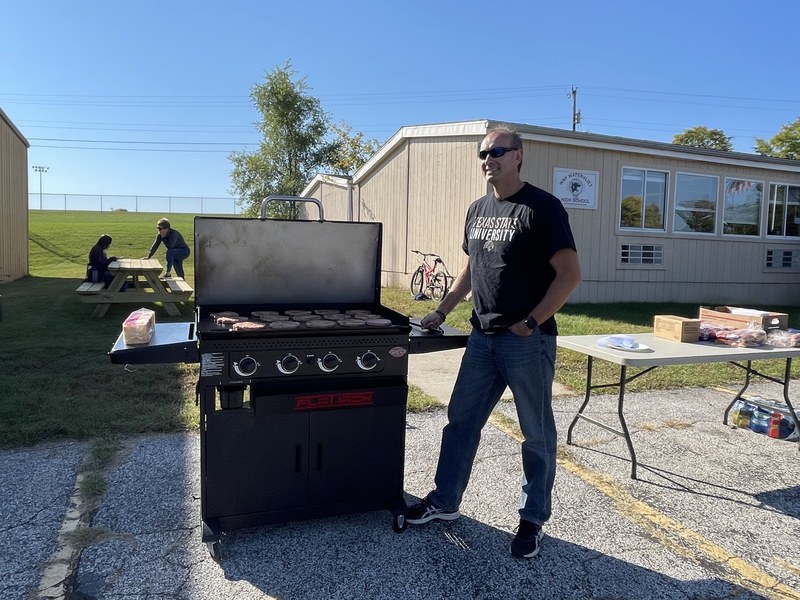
[713,327,766,347]
[122,308,156,345]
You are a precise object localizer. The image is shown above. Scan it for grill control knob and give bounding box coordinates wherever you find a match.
[233,355,259,377]
[356,351,380,371]
[318,353,341,373]
[277,354,300,375]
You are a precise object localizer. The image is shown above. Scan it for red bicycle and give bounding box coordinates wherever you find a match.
[409,250,453,300]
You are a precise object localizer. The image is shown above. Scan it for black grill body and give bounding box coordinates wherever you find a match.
[108,198,468,558]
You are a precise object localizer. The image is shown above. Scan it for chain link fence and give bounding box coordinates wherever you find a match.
[28,193,241,214]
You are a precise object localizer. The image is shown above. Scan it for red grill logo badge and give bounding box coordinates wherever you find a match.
[295,391,374,411]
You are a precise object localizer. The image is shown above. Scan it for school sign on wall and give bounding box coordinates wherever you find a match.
[554,168,599,210]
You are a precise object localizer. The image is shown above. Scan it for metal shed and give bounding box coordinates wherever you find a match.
[304,119,800,306]
[0,107,30,284]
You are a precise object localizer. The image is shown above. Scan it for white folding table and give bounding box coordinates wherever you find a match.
[557,333,800,479]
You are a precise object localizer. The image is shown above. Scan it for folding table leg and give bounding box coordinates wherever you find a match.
[566,358,641,479]
[566,356,594,444]
[615,367,638,479]
[780,359,800,451]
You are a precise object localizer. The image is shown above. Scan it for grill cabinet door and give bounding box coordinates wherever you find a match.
[309,398,405,504]
[202,392,308,519]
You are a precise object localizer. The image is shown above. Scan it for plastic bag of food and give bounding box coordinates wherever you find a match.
[714,327,766,347]
[122,308,156,345]
[766,328,800,348]
[699,322,734,341]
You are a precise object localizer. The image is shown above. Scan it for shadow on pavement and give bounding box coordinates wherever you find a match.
[212,515,764,600]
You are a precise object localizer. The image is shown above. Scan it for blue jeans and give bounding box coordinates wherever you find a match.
[429,328,557,525]
[165,247,190,278]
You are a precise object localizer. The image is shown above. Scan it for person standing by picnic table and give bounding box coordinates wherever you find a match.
[142,218,190,279]
[408,125,581,559]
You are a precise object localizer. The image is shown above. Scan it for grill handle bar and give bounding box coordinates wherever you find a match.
[259,195,324,222]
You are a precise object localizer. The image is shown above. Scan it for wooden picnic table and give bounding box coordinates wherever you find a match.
[77,258,193,318]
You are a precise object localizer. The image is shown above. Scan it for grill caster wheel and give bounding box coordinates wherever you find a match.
[206,540,222,560]
[392,513,408,533]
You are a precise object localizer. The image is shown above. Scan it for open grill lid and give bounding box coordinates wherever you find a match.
[108,196,468,364]
[194,197,382,309]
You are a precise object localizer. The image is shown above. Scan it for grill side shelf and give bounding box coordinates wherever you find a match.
[408,322,469,354]
[109,322,200,364]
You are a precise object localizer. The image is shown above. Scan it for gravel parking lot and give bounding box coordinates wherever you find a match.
[3,351,799,600]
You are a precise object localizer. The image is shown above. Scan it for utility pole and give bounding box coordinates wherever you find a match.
[32,166,49,210]
[571,87,581,132]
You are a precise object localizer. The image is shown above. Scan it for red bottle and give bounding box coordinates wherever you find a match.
[768,412,783,439]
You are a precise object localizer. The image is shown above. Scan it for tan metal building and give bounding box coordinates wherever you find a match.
[303,119,800,305]
[0,107,30,284]
[301,174,353,221]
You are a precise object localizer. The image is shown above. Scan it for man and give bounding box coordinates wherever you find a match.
[407,125,581,559]
[142,218,190,279]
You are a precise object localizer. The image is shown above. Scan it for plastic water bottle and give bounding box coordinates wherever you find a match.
[730,401,754,429]
[749,409,771,434]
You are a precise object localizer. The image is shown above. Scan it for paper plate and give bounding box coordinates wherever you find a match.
[597,337,651,352]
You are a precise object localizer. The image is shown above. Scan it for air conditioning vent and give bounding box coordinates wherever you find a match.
[765,249,800,271]
[620,244,663,265]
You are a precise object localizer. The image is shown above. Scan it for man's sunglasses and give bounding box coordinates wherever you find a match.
[478,147,518,160]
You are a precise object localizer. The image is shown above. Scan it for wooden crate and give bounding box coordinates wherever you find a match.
[699,306,788,330]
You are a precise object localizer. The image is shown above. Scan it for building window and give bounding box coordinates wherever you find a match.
[723,178,762,236]
[766,249,799,270]
[620,168,667,230]
[673,173,718,234]
[767,183,800,238]
[621,243,663,264]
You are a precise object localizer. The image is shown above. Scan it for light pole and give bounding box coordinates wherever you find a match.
[32,166,49,210]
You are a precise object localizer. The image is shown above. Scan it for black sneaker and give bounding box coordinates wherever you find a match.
[406,496,460,525]
[510,519,544,558]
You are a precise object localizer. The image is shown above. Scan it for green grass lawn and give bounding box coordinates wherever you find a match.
[28,210,197,280]
[1,210,798,450]
[384,288,800,394]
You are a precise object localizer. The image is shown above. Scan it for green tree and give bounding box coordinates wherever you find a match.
[229,61,339,218]
[329,122,380,176]
[672,126,733,151]
[755,118,800,160]
[682,199,715,233]
[620,195,642,227]
[644,203,663,229]
[620,195,663,229]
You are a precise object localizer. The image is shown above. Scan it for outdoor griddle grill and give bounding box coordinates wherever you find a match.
[109,196,467,559]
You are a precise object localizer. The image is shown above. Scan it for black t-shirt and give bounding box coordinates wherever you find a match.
[462,183,576,335]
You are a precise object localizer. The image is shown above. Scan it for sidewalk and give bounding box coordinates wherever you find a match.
[3,362,800,599]
[408,346,573,402]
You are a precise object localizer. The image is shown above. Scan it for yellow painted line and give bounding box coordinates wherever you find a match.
[488,412,800,600]
[774,557,800,578]
[712,385,740,396]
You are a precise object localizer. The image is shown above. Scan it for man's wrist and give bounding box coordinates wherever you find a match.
[523,316,538,331]
[435,309,447,322]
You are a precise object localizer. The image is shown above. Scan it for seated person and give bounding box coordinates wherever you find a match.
[88,234,126,290]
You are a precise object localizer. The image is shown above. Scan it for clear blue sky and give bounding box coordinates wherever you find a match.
[2,0,798,200]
